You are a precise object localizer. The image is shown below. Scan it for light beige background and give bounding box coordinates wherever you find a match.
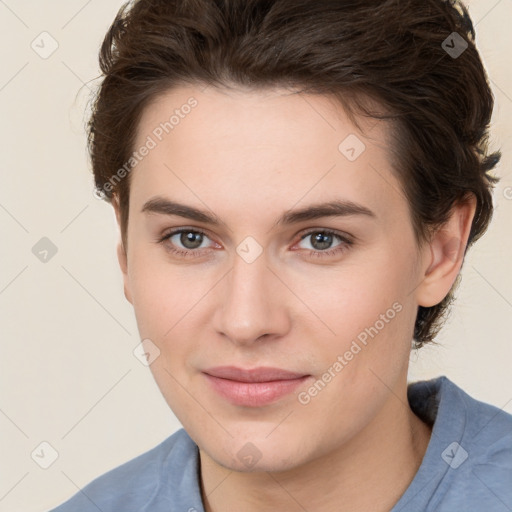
[0,1,511,511]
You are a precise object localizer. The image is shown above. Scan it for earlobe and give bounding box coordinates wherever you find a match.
[416,195,476,308]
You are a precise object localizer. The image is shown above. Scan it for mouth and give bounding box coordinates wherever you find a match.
[202,366,312,407]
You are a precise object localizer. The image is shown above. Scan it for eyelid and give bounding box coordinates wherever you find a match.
[297,227,354,243]
[158,226,216,244]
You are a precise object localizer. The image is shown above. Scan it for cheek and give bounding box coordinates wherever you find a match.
[295,270,414,442]
[127,253,206,338]
[297,249,418,397]
[127,259,200,409]
[299,254,412,340]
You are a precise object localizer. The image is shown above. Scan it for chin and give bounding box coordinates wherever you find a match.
[215,447,304,473]
[198,430,312,473]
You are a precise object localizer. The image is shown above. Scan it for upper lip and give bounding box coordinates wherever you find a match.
[203,366,309,383]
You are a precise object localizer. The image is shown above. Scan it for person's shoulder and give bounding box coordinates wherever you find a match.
[430,376,512,510]
[49,428,196,512]
[409,374,512,441]
[451,376,512,466]
[442,375,512,447]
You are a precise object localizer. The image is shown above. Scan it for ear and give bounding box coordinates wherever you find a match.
[112,196,133,305]
[415,194,477,307]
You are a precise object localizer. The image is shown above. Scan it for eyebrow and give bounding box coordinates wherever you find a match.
[141,196,376,227]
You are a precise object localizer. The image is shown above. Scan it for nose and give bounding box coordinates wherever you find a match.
[213,248,291,347]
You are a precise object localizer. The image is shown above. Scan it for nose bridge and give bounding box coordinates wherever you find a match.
[214,247,288,344]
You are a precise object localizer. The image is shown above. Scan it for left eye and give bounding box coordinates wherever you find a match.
[297,230,345,251]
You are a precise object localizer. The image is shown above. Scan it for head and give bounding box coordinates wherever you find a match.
[88,0,500,472]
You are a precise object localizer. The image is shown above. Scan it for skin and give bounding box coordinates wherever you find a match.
[113,85,476,512]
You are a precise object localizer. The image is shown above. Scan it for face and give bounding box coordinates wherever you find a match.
[118,85,432,472]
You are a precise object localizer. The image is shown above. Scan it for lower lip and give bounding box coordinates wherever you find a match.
[204,374,311,407]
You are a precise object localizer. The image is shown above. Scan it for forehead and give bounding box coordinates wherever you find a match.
[130,85,407,227]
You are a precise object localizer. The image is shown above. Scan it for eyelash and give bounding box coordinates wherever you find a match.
[157,227,353,260]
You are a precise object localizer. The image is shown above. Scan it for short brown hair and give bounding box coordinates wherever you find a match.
[87,0,501,347]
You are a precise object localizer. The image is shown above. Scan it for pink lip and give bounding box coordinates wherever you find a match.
[203,366,312,407]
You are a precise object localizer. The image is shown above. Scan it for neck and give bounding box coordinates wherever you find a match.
[199,382,432,512]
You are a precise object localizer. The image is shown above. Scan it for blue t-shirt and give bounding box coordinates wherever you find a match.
[50,376,512,511]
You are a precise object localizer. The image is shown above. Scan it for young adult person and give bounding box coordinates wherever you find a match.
[52,0,511,510]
